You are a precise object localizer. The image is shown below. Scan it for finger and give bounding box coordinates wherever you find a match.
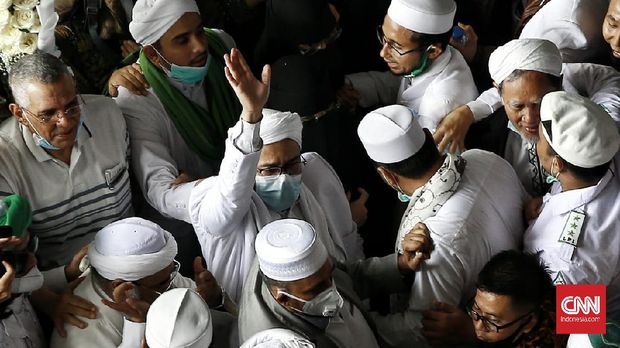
[63,314,88,329]
[109,83,119,97]
[224,66,238,88]
[356,187,369,204]
[131,63,143,74]
[432,126,445,145]
[127,69,149,90]
[127,298,150,313]
[437,131,452,153]
[73,245,89,264]
[261,64,271,87]
[67,294,97,312]
[225,50,241,82]
[54,318,67,337]
[420,309,444,321]
[193,256,206,275]
[101,299,129,315]
[233,48,252,76]
[449,139,460,154]
[66,302,97,319]
[0,261,15,283]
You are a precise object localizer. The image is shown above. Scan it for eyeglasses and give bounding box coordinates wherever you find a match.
[20,99,81,124]
[135,259,180,295]
[299,27,343,56]
[256,155,307,176]
[376,25,425,56]
[466,297,535,333]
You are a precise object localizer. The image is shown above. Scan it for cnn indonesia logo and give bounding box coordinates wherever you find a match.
[556,284,606,334]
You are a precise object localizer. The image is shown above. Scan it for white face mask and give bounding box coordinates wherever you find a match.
[279,283,344,317]
[11,265,44,294]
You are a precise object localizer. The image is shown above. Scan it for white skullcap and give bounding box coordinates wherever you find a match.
[241,329,315,348]
[129,0,199,46]
[145,288,213,348]
[88,217,178,281]
[255,219,328,282]
[489,39,562,85]
[387,0,456,34]
[358,105,426,164]
[260,108,303,147]
[541,91,620,168]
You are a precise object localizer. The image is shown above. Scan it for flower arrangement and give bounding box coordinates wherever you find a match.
[0,0,40,70]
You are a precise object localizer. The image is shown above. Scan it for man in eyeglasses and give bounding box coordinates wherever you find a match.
[421,250,564,347]
[0,51,134,334]
[344,0,478,135]
[188,101,366,302]
[50,217,232,348]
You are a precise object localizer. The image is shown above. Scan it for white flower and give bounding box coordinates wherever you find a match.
[28,13,39,32]
[0,24,22,47]
[18,32,36,54]
[12,0,37,10]
[11,8,37,30]
[0,0,11,11]
[0,9,9,27]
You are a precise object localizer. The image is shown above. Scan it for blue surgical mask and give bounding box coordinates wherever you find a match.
[398,191,411,203]
[30,115,84,151]
[152,46,212,85]
[255,174,302,212]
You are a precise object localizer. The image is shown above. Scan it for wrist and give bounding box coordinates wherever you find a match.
[241,110,263,124]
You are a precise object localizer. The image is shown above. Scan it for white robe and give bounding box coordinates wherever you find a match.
[188,120,363,302]
[346,46,478,133]
[370,150,527,348]
[524,153,620,321]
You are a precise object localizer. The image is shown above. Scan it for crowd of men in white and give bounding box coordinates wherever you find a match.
[0,0,619,347]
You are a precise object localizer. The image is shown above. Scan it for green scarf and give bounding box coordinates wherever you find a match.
[139,29,241,162]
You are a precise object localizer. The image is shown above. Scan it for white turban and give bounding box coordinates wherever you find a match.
[260,109,303,147]
[488,39,563,85]
[88,217,178,281]
[255,219,328,282]
[387,0,456,35]
[358,105,426,164]
[241,329,315,348]
[145,288,213,348]
[129,0,200,46]
[540,92,620,168]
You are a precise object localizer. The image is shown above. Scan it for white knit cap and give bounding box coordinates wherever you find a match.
[241,329,315,348]
[145,288,213,348]
[387,0,456,34]
[129,0,199,46]
[489,39,562,85]
[255,219,328,282]
[540,91,620,168]
[358,105,426,164]
[88,217,177,281]
[260,109,303,147]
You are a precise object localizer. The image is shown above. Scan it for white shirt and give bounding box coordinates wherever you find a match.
[114,30,236,222]
[50,272,196,348]
[520,0,610,63]
[188,120,363,302]
[0,95,132,271]
[346,46,478,132]
[524,153,620,321]
[371,150,527,348]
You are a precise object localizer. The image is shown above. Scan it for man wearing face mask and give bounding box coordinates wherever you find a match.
[114,0,269,273]
[0,195,46,348]
[357,105,525,348]
[344,0,478,134]
[524,92,620,320]
[188,102,365,302]
[238,219,432,347]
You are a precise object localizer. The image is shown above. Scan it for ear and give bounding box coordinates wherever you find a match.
[9,103,28,127]
[427,45,443,60]
[142,45,163,69]
[377,166,398,188]
[555,156,567,173]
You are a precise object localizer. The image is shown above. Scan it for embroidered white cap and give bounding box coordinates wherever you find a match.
[541,91,620,168]
[145,288,213,348]
[387,0,456,35]
[241,328,315,348]
[489,38,562,85]
[358,105,426,164]
[255,219,328,282]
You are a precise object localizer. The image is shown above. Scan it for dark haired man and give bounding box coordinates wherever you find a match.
[357,104,525,347]
[345,0,478,134]
[525,92,620,319]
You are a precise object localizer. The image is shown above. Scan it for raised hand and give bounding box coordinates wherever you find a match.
[223,48,271,124]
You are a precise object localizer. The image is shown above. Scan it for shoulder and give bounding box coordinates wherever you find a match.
[302,152,342,187]
[81,95,127,134]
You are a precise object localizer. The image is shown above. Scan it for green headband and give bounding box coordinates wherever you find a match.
[0,195,32,238]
